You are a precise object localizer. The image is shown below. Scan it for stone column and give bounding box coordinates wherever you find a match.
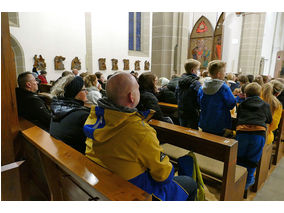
[85,12,93,73]
[238,12,266,75]
[151,12,189,79]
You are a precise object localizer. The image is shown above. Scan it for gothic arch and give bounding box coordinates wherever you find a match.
[188,16,214,69]
[10,34,25,76]
[212,12,225,60]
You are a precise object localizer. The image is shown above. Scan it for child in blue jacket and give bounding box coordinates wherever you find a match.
[197,60,236,136]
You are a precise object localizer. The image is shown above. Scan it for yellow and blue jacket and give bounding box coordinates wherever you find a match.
[83,98,189,201]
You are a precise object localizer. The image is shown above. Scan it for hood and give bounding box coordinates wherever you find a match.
[83,97,154,142]
[202,79,224,95]
[178,74,199,90]
[167,77,180,91]
[86,86,99,92]
[241,96,265,110]
[51,97,87,121]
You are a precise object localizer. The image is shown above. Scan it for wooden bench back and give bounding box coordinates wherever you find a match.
[21,126,151,201]
[148,119,242,201]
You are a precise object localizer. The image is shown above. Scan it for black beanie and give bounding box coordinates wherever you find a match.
[64,76,84,98]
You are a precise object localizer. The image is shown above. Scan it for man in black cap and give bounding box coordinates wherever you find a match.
[49,75,90,153]
[16,72,52,131]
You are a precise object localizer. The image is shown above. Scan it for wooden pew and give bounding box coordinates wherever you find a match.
[149,119,247,201]
[272,110,284,165]
[38,83,52,93]
[20,126,151,201]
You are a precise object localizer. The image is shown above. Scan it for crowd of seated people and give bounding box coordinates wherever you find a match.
[15,61,284,201]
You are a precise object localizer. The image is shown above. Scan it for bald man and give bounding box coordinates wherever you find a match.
[83,72,197,201]
[72,69,79,76]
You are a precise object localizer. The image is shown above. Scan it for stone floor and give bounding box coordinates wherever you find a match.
[253,158,284,201]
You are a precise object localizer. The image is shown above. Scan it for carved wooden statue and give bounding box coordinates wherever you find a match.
[71,57,81,70]
[123,59,129,70]
[98,58,106,70]
[54,56,66,70]
[111,59,118,70]
[134,60,140,71]
[33,54,46,70]
[144,61,150,70]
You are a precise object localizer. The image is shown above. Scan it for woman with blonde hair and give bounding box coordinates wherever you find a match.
[262,80,283,144]
[84,74,102,105]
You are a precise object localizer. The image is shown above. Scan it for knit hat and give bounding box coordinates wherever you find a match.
[64,76,84,98]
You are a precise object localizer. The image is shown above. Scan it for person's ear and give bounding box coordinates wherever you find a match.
[26,82,31,89]
[128,92,134,104]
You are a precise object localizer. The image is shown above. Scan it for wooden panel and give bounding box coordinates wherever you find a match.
[149,119,237,161]
[273,110,284,165]
[1,12,20,166]
[21,126,151,201]
[252,144,273,192]
[39,84,52,93]
[1,161,24,200]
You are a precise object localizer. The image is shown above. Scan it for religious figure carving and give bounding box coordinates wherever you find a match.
[33,54,46,70]
[123,59,129,70]
[134,60,140,71]
[144,61,150,70]
[54,56,66,70]
[71,57,81,70]
[98,58,106,70]
[111,59,118,70]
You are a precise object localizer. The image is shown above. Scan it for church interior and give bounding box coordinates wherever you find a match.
[2,7,284,206]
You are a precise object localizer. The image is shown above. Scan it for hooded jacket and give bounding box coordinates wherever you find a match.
[16,87,51,131]
[83,98,189,201]
[236,96,272,130]
[176,73,201,124]
[86,86,102,105]
[50,97,90,154]
[198,79,236,135]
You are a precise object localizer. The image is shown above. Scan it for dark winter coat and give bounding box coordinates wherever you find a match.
[237,96,272,128]
[176,73,201,127]
[157,86,177,104]
[16,87,51,131]
[137,89,168,122]
[50,97,90,154]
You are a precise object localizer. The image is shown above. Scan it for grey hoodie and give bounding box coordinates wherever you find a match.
[202,79,225,95]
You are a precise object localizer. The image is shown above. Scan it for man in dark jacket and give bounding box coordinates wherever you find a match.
[176,59,201,129]
[50,76,90,154]
[16,72,52,131]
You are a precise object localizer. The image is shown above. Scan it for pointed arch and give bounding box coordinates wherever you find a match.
[212,12,225,60]
[188,16,214,69]
[10,34,26,76]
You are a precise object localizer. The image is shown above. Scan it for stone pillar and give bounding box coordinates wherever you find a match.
[151,12,189,79]
[238,12,266,75]
[85,12,93,73]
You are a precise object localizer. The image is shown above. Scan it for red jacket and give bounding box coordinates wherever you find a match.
[38,75,48,84]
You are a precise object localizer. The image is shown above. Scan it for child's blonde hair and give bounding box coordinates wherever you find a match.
[184,59,201,74]
[245,82,262,97]
[262,82,282,114]
[84,74,97,88]
[208,60,226,77]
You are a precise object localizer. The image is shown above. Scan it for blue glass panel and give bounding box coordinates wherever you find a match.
[129,12,134,50]
[136,12,141,51]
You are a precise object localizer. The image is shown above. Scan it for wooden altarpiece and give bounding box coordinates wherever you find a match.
[212,13,225,60]
[188,16,214,69]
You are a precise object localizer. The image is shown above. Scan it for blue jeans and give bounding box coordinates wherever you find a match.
[236,133,265,189]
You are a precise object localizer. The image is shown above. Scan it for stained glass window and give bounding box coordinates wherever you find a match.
[129,12,141,51]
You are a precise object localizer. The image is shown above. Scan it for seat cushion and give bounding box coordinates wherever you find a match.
[161,143,247,182]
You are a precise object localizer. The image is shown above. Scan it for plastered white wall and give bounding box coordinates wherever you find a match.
[91,12,152,79]
[10,12,87,82]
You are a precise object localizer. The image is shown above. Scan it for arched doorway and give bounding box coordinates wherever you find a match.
[188,16,214,69]
[10,34,25,76]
